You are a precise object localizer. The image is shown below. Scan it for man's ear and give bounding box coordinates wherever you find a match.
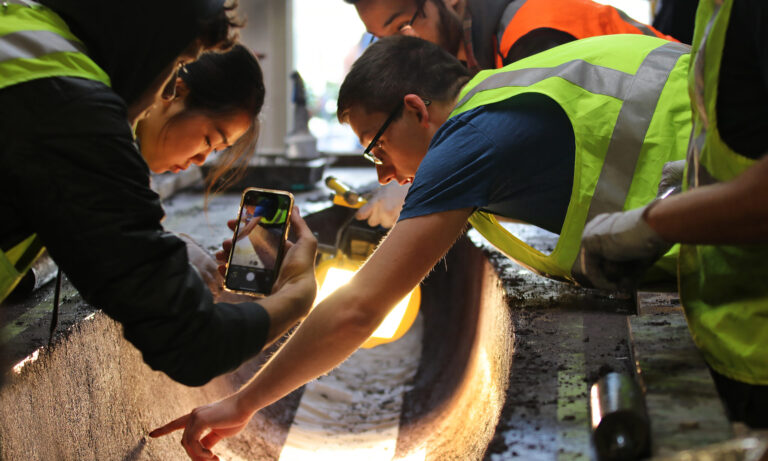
[403,94,430,127]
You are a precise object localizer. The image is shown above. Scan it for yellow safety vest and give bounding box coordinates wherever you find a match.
[679,0,768,385]
[0,0,110,301]
[457,34,691,285]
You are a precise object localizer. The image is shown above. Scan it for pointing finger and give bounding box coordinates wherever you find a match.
[148,414,191,438]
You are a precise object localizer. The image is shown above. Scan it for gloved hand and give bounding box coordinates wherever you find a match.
[355,182,410,228]
[179,233,224,296]
[657,160,686,198]
[579,205,672,291]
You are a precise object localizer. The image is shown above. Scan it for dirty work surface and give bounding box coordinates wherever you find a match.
[470,225,636,461]
[0,166,732,460]
[472,223,730,460]
[279,315,424,460]
[631,293,731,456]
[0,166,509,460]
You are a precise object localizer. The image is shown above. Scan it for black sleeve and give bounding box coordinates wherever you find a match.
[0,77,269,386]
[652,0,700,44]
[717,0,768,159]
[502,27,577,66]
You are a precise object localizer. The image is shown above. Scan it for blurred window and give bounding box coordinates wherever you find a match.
[292,1,368,153]
[291,0,651,153]
[593,0,652,24]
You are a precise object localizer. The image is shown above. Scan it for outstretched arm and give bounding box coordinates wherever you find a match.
[150,208,473,459]
[645,155,768,244]
[579,155,768,290]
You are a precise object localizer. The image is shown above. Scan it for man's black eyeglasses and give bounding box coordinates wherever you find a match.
[362,98,431,165]
[362,102,403,165]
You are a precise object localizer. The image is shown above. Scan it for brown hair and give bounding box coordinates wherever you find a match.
[338,35,470,123]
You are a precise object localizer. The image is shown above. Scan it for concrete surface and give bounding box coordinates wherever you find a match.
[0,167,735,460]
[0,169,513,460]
[631,293,732,456]
[470,224,731,460]
[0,234,512,460]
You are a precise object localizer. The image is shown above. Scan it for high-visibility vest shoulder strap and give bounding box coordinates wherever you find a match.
[679,0,768,385]
[0,235,44,301]
[454,35,690,283]
[0,1,110,90]
[497,0,675,67]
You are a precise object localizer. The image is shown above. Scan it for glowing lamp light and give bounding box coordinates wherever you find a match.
[315,257,420,349]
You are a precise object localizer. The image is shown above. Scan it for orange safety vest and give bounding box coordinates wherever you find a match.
[496,0,677,67]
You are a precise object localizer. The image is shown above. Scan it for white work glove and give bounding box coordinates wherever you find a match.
[179,233,224,297]
[579,205,672,291]
[657,160,686,198]
[355,182,410,228]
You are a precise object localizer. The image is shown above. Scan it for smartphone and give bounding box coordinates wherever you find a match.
[224,188,294,296]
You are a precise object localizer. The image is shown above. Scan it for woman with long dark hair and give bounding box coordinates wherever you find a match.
[0,1,317,386]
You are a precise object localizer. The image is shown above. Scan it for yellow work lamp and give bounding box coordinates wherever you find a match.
[315,177,421,349]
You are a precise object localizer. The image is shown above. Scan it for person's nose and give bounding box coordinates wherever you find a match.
[376,163,396,185]
[190,152,208,166]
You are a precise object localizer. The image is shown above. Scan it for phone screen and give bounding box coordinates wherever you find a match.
[225,189,293,295]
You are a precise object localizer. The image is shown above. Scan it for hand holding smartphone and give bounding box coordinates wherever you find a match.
[224,188,294,296]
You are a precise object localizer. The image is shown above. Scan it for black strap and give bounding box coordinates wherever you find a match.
[48,268,62,345]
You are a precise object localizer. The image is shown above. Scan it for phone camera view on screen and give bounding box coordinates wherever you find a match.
[226,189,293,295]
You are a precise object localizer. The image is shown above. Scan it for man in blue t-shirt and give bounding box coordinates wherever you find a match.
[401,92,573,235]
[145,35,693,454]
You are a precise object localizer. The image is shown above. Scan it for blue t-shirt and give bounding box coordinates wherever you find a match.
[399,92,575,235]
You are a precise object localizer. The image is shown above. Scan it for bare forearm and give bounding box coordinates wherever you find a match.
[258,283,315,347]
[646,156,768,244]
[230,209,472,418]
[236,289,377,413]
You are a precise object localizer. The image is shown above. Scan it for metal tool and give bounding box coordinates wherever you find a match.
[310,177,420,349]
[590,372,651,461]
[324,176,367,208]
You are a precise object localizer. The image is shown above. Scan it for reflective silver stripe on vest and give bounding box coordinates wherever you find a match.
[454,41,689,283]
[497,0,527,46]
[455,60,634,109]
[0,29,86,63]
[615,8,657,37]
[584,41,688,220]
[2,0,40,6]
[571,41,688,281]
[687,4,723,190]
[692,3,722,130]
[687,129,718,188]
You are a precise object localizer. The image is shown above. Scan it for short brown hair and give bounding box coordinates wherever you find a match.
[338,36,471,123]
